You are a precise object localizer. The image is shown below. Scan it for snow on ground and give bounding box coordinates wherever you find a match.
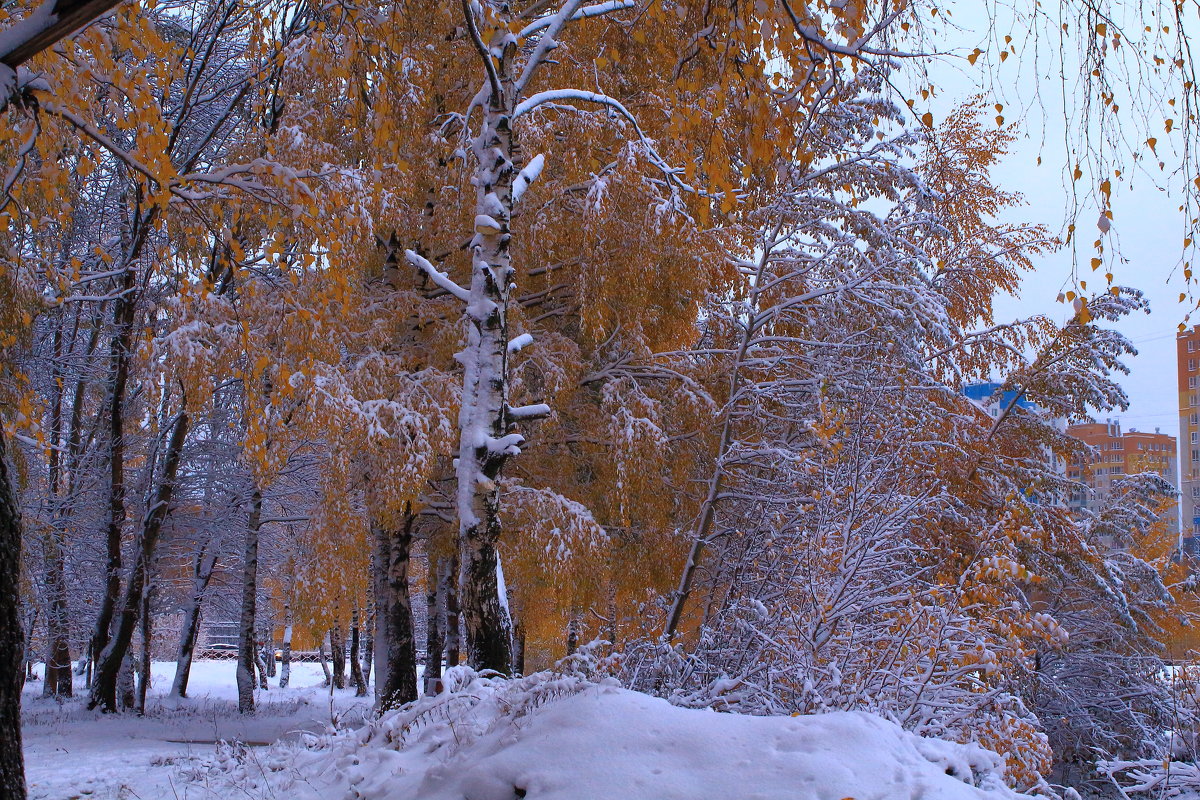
[22,660,381,800]
[184,668,1033,800]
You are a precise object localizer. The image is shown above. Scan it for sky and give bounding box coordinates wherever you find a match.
[924,2,1192,437]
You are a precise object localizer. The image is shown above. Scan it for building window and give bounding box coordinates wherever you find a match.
[1191,341,1197,352]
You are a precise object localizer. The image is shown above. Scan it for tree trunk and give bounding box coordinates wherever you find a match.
[90,411,189,712]
[330,623,346,690]
[170,546,216,698]
[90,263,138,669]
[40,529,72,697]
[514,617,526,676]
[424,555,445,695]
[42,317,72,698]
[362,597,374,689]
[372,523,390,703]
[377,517,418,710]
[136,583,152,714]
[264,639,276,678]
[117,653,135,711]
[236,489,263,714]
[445,550,461,669]
[449,15,541,675]
[254,643,269,690]
[0,427,28,799]
[318,636,331,687]
[350,607,367,697]
[279,606,292,689]
[566,612,580,656]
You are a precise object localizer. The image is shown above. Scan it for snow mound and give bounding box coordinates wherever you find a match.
[189,668,1031,800]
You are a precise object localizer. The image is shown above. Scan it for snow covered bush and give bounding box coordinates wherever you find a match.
[185,667,1035,800]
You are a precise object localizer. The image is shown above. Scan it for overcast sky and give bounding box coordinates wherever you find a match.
[926,3,1189,436]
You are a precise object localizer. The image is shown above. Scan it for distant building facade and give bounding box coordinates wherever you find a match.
[1066,419,1179,535]
[963,382,1066,504]
[1179,328,1200,553]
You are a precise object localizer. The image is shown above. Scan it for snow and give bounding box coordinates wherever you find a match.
[21,660,385,800]
[184,669,1031,800]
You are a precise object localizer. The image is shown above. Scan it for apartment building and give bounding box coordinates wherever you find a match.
[1066,420,1178,529]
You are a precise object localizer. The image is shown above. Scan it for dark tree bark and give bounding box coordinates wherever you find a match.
[377,517,418,710]
[90,264,138,675]
[372,523,390,701]
[90,411,188,712]
[0,428,28,799]
[424,555,445,695]
[0,0,128,68]
[445,551,461,670]
[350,607,367,697]
[42,318,72,698]
[514,617,526,676]
[330,623,346,690]
[236,489,263,714]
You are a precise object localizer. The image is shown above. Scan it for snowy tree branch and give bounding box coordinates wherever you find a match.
[406,249,470,302]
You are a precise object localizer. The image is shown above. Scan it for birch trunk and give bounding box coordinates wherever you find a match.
[350,607,367,697]
[236,489,263,714]
[318,635,331,687]
[361,597,373,689]
[377,518,417,710]
[279,608,292,689]
[170,546,216,698]
[371,523,390,702]
[0,427,27,798]
[452,14,528,675]
[330,623,346,690]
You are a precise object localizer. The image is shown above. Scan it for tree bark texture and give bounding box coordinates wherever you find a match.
[90,411,188,711]
[0,427,28,798]
[236,489,263,714]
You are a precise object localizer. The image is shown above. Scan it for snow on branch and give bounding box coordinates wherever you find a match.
[516,1,635,42]
[515,0,585,94]
[487,433,526,456]
[406,249,470,302]
[507,403,551,421]
[512,89,686,194]
[507,333,534,353]
[512,153,545,204]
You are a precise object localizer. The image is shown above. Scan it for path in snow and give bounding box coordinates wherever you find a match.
[21,660,385,800]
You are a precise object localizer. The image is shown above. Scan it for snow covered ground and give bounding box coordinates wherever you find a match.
[23,663,1031,800]
[22,660,379,800]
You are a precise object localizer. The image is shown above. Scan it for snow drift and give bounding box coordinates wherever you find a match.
[191,668,1031,800]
